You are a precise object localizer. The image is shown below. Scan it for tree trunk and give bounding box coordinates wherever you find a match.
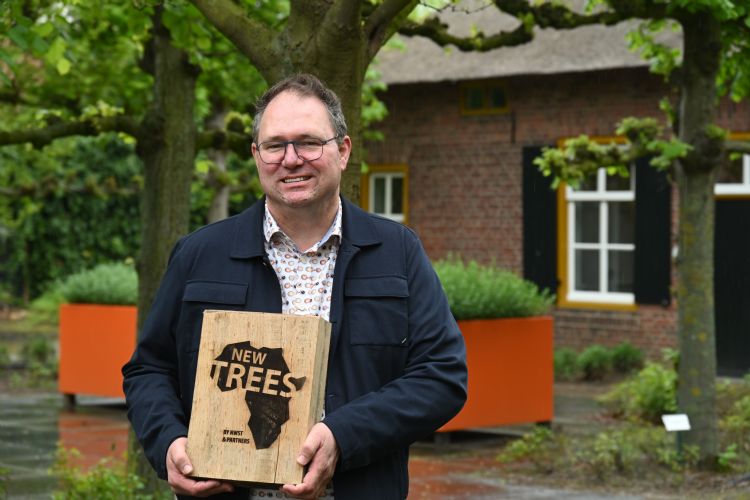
[206,149,230,223]
[206,106,230,223]
[129,9,198,490]
[674,12,723,464]
[675,165,718,461]
[136,14,198,326]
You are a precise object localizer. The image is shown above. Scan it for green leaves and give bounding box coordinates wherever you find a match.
[60,262,138,305]
[625,20,680,79]
[535,113,695,189]
[433,258,554,320]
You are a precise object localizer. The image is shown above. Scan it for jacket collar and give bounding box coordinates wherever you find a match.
[229,196,381,259]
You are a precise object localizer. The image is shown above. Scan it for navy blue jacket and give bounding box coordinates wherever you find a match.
[122,197,467,500]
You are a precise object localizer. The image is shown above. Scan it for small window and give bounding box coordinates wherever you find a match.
[361,165,409,224]
[460,81,509,115]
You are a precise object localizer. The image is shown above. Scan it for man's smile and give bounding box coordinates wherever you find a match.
[282,176,312,184]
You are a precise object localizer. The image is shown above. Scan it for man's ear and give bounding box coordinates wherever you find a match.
[338,136,352,170]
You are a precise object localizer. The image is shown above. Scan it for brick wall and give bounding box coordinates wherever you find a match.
[366,67,750,359]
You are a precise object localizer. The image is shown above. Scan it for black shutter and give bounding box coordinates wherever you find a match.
[522,146,557,295]
[634,157,671,305]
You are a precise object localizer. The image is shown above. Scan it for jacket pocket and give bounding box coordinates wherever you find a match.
[344,276,408,346]
[183,280,248,304]
[179,280,248,352]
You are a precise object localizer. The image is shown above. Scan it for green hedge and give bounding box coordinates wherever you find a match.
[60,262,137,305]
[433,258,554,320]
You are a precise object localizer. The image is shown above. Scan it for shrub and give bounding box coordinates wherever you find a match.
[52,447,171,500]
[577,345,612,381]
[599,362,678,423]
[22,336,53,365]
[574,425,696,479]
[722,394,750,441]
[433,258,554,320]
[26,283,66,326]
[611,342,644,374]
[60,262,137,305]
[18,336,58,387]
[554,348,580,381]
[497,426,565,473]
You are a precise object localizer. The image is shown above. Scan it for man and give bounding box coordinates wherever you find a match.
[123,73,467,500]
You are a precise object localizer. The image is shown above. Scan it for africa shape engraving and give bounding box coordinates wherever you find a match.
[211,341,306,449]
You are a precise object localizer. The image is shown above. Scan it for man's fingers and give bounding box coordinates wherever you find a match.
[296,433,322,466]
[165,437,234,496]
[282,423,338,499]
[167,437,193,474]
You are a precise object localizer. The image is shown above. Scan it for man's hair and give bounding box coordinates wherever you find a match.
[252,73,348,144]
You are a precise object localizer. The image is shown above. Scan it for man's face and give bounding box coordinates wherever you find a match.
[252,91,351,213]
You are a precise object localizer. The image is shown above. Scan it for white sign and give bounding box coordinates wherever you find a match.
[661,414,691,432]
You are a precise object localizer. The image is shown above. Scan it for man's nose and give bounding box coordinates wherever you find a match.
[281,143,303,166]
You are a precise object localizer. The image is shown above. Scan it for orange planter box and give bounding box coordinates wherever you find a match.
[440,316,554,431]
[58,304,137,399]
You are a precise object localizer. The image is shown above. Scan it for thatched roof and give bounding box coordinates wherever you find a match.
[376,1,681,84]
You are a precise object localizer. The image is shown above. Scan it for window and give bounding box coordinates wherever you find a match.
[460,81,509,115]
[564,167,635,305]
[361,165,408,223]
[715,153,750,196]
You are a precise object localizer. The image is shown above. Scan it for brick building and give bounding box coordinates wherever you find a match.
[362,4,750,375]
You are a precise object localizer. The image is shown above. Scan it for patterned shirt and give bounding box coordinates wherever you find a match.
[262,201,342,322]
[249,202,341,500]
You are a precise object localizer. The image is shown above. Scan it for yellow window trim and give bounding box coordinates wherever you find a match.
[715,131,750,200]
[555,135,638,311]
[459,80,510,116]
[360,164,409,225]
[557,135,625,148]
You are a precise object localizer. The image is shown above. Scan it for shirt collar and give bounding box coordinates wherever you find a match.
[263,200,343,251]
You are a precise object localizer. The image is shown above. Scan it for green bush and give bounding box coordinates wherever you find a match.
[52,447,171,500]
[433,258,554,320]
[554,348,580,381]
[26,284,66,326]
[611,342,644,374]
[722,394,750,442]
[497,426,565,473]
[60,263,137,305]
[17,336,58,387]
[599,362,678,423]
[22,336,53,365]
[577,345,612,381]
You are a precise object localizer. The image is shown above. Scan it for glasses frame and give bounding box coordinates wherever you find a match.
[255,136,340,164]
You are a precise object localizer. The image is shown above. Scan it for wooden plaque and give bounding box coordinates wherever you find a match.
[187,310,331,485]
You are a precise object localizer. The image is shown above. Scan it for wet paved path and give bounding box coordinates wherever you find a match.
[0,383,646,499]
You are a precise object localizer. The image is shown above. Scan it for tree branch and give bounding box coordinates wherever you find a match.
[188,0,281,80]
[196,128,253,159]
[398,16,534,52]
[399,0,667,53]
[310,0,365,64]
[364,0,417,57]
[0,116,140,149]
[327,0,363,30]
[493,0,627,28]
[726,140,750,155]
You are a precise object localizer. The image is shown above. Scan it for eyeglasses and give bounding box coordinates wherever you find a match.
[256,136,339,164]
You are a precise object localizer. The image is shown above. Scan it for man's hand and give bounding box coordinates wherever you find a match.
[281,423,339,499]
[166,437,235,497]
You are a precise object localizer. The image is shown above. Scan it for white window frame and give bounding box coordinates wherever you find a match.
[369,172,405,223]
[715,154,750,195]
[566,168,635,305]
